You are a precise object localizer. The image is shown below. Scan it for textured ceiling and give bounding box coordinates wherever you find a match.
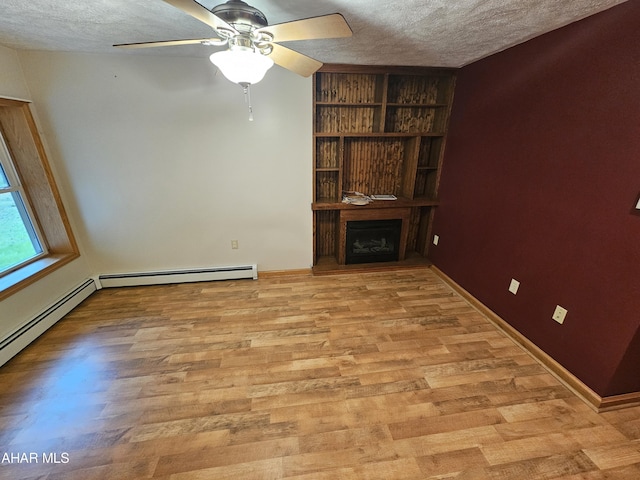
[0,0,628,69]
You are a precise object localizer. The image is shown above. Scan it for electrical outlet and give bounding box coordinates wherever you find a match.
[552,305,567,324]
[508,279,520,295]
[231,240,239,249]
[433,234,439,245]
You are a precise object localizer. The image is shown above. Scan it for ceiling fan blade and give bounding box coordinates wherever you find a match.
[256,13,352,43]
[162,0,237,34]
[268,43,323,77]
[114,38,224,49]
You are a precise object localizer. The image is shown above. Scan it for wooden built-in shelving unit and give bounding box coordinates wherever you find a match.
[312,65,456,273]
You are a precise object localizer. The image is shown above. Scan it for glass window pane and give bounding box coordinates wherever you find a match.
[0,191,44,272]
[0,163,8,189]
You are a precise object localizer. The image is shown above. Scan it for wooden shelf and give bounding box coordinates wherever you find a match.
[386,103,449,107]
[312,197,439,211]
[312,65,456,270]
[316,102,384,106]
[314,132,446,137]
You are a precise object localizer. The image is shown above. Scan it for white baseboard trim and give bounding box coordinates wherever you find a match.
[0,279,97,367]
[98,264,258,288]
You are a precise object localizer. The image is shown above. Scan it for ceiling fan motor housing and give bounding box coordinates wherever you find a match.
[211,0,268,32]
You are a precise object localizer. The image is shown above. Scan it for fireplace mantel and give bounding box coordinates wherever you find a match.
[312,197,439,211]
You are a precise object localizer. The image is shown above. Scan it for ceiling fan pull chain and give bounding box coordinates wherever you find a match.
[242,83,254,121]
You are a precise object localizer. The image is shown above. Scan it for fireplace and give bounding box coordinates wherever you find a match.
[338,207,410,265]
[345,219,401,264]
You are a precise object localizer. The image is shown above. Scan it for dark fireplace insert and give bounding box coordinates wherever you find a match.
[345,219,402,264]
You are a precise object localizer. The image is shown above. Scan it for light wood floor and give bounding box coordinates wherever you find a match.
[1,268,639,479]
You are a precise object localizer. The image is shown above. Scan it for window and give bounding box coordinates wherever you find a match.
[0,98,79,300]
[0,129,47,275]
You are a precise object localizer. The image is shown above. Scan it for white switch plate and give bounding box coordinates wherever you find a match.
[231,240,239,249]
[553,305,568,324]
[508,279,520,295]
[433,234,439,245]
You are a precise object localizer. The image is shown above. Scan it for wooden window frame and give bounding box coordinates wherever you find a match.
[0,98,79,300]
[1,128,48,275]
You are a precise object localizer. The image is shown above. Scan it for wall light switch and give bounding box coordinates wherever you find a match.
[231,240,239,249]
[433,234,439,245]
[508,279,520,295]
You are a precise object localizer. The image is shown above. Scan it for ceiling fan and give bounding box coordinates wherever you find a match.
[114,0,352,84]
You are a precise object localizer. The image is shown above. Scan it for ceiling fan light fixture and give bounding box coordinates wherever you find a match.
[209,47,274,85]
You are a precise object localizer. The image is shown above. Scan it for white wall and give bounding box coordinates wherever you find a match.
[0,45,30,100]
[18,51,314,274]
[0,45,92,340]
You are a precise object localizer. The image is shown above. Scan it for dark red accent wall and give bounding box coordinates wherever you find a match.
[431,1,640,397]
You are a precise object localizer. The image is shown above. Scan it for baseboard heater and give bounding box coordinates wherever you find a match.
[0,278,97,367]
[98,264,258,288]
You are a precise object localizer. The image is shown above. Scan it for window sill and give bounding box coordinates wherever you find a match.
[0,253,80,301]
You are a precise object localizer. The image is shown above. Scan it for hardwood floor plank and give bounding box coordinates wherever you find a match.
[582,440,640,470]
[477,451,598,479]
[481,431,587,465]
[392,425,505,457]
[297,425,392,454]
[154,437,298,477]
[415,446,490,478]
[388,408,506,440]
[167,457,284,480]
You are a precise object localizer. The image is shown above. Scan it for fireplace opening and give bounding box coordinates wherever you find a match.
[345,219,402,264]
